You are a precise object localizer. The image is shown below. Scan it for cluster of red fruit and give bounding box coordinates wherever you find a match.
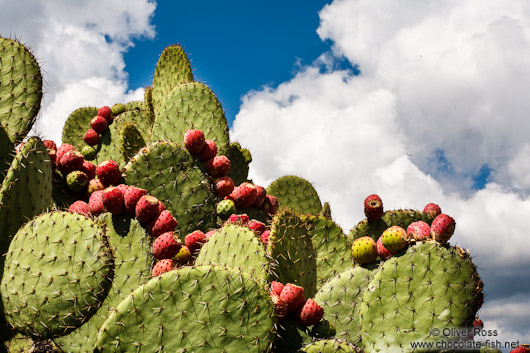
[225,182,279,217]
[222,214,272,244]
[269,282,324,327]
[82,106,113,146]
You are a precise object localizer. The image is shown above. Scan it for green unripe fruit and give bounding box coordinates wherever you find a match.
[81,145,97,160]
[66,170,88,192]
[351,236,378,264]
[172,245,192,265]
[216,199,236,219]
[381,225,408,253]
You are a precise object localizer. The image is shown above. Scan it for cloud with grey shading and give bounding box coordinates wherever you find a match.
[0,0,156,143]
[232,0,530,346]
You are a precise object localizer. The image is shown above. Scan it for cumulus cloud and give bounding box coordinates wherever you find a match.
[232,0,530,344]
[0,0,156,142]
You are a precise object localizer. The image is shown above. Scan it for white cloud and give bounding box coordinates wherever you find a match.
[232,0,530,342]
[0,0,156,143]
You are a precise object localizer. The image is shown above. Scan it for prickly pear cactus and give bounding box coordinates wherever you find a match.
[267,175,322,215]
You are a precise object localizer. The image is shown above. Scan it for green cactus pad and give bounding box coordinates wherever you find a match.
[303,216,353,290]
[227,142,251,185]
[95,265,276,353]
[144,86,154,115]
[268,211,317,297]
[314,265,379,348]
[119,122,146,162]
[123,141,217,236]
[151,82,230,152]
[97,109,153,167]
[348,209,434,243]
[195,224,270,283]
[0,37,43,144]
[123,101,144,112]
[5,334,59,353]
[61,107,98,149]
[298,339,361,353]
[151,44,193,110]
[0,137,52,259]
[53,213,152,352]
[359,242,483,352]
[267,176,322,215]
[1,211,114,339]
[0,125,13,179]
[111,103,125,116]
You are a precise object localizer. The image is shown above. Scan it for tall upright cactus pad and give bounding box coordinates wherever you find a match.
[0,212,114,339]
[61,107,98,149]
[123,141,217,236]
[119,122,146,161]
[359,243,483,352]
[151,44,193,111]
[298,339,361,353]
[348,209,434,242]
[268,211,318,297]
[151,82,230,152]
[267,176,322,215]
[314,265,379,348]
[95,265,276,352]
[304,215,353,290]
[195,224,271,284]
[0,37,42,144]
[54,213,152,352]
[227,142,252,185]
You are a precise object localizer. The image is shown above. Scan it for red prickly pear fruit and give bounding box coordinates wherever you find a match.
[123,186,148,215]
[226,214,249,225]
[511,345,530,353]
[271,294,287,320]
[156,200,166,214]
[185,230,206,254]
[152,232,182,260]
[280,283,305,314]
[252,186,267,208]
[376,236,394,260]
[152,259,174,277]
[261,230,271,244]
[97,106,113,124]
[230,182,257,208]
[381,226,408,253]
[90,115,108,134]
[58,150,85,175]
[262,195,279,216]
[43,140,57,151]
[135,195,161,223]
[47,149,57,166]
[424,203,442,218]
[296,298,324,326]
[81,161,96,180]
[270,281,284,296]
[172,246,193,266]
[147,210,178,237]
[430,214,455,244]
[96,160,121,186]
[116,184,129,195]
[56,144,76,165]
[352,236,378,264]
[184,129,206,154]
[66,171,89,192]
[68,201,90,215]
[204,155,231,177]
[88,190,105,215]
[364,194,383,222]
[87,178,105,195]
[472,317,483,328]
[205,230,217,240]
[83,129,100,146]
[407,221,431,241]
[213,176,235,197]
[102,186,124,215]
[197,140,217,161]
[247,220,266,235]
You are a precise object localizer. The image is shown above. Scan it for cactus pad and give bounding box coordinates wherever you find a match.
[227,142,251,185]
[61,107,98,149]
[267,176,322,215]
[298,339,361,353]
[95,265,276,352]
[53,213,152,352]
[195,224,270,283]
[359,242,483,352]
[151,82,230,151]
[1,212,114,339]
[123,141,217,235]
[268,211,317,297]
[0,37,43,143]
